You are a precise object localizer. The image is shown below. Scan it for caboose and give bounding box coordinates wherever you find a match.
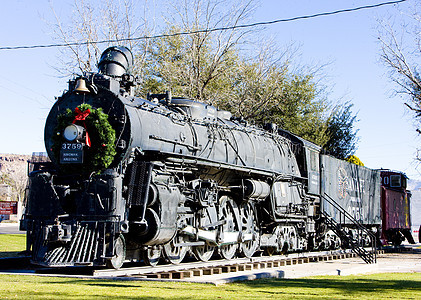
[380,170,414,245]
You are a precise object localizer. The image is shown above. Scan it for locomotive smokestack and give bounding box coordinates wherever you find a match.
[98,46,133,76]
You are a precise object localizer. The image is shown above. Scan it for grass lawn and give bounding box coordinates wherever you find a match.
[0,234,26,258]
[0,272,420,299]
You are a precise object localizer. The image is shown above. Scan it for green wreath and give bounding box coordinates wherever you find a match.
[52,103,117,174]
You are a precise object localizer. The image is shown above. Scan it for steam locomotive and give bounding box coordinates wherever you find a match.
[21,46,405,269]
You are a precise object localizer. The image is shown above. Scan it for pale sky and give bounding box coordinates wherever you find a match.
[0,0,419,180]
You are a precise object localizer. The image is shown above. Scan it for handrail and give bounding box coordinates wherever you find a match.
[322,193,377,242]
[322,193,377,263]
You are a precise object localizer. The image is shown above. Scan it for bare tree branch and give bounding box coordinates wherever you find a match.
[48,0,151,76]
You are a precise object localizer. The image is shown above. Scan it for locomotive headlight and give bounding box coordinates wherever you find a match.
[63,124,85,142]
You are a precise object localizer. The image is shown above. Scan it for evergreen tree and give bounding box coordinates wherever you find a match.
[324,103,359,159]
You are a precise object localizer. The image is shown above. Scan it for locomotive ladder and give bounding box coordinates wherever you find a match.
[321,193,377,264]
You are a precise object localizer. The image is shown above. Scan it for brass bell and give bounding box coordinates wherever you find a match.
[74,78,90,93]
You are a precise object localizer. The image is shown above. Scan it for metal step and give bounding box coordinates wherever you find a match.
[321,194,377,264]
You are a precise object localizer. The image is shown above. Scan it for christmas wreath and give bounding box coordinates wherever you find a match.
[52,103,117,174]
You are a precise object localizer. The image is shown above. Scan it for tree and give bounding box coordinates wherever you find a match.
[141,0,255,103]
[49,0,356,149]
[346,155,364,166]
[140,24,242,102]
[323,102,359,159]
[48,0,150,76]
[377,4,421,137]
[264,74,330,146]
[142,13,331,146]
[0,172,27,203]
[226,69,331,146]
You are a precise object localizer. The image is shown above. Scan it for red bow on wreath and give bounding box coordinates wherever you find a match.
[72,107,91,147]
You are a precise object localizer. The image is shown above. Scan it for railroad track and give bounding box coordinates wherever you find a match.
[0,248,388,282]
[92,248,382,280]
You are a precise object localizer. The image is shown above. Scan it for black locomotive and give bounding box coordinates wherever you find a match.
[22,46,385,269]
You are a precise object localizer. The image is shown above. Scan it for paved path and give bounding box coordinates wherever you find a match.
[176,249,421,284]
[0,223,24,234]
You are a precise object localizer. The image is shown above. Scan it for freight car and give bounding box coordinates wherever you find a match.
[21,46,383,269]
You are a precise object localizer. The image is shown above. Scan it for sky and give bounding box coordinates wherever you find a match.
[0,0,420,180]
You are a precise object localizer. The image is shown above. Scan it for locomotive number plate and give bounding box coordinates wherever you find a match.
[60,143,83,163]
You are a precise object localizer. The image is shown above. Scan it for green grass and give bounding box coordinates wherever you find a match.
[0,273,420,299]
[0,234,26,258]
[0,234,419,299]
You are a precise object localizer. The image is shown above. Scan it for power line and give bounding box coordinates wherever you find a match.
[0,0,408,51]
